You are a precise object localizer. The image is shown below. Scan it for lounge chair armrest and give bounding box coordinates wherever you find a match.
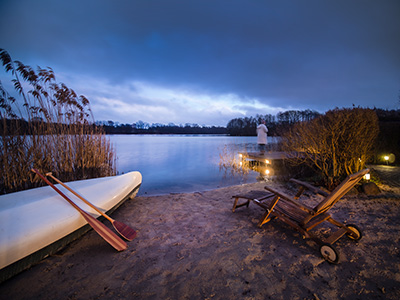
[289,178,329,197]
[264,186,315,214]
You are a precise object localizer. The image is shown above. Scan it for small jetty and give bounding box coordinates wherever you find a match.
[239,151,291,162]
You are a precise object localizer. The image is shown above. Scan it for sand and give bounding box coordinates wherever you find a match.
[0,179,399,300]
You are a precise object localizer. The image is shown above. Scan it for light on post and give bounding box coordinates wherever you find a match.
[384,155,389,165]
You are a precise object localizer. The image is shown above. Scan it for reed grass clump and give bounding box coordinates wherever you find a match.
[0,49,116,194]
[218,144,252,179]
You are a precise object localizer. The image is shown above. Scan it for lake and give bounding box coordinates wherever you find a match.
[109,135,270,196]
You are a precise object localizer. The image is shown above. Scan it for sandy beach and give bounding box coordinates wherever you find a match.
[1,175,400,299]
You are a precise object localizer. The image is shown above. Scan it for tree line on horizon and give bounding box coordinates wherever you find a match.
[98,107,400,138]
[98,109,324,135]
[226,109,322,136]
[5,107,399,137]
[226,108,400,136]
[99,120,228,134]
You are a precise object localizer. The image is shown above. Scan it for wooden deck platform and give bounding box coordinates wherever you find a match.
[239,151,290,162]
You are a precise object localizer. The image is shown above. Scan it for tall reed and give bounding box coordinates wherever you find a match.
[0,49,116,195]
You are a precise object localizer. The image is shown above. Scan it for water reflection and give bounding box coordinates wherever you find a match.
[219,154,273,181]
[109,135,263,195]
[218,144,280,182]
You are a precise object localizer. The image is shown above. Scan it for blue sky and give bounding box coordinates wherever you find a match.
[1,0,399,126]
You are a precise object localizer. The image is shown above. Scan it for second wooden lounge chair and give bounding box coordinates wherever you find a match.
[232,168,369,263]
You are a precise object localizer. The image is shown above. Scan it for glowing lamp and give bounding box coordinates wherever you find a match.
[265,169,270,175]
[265,159,270,164]
[363,173,370,181]
[384,155,390,165]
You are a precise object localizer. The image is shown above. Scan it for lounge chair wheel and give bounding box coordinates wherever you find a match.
[319,243,340,264]
[346,224,362,241]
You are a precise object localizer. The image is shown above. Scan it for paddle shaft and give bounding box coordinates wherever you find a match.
[46,172,113,222]
[31,169,127,251]
[45,172,137,241]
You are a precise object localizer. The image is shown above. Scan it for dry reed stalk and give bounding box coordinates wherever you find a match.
[0,49,116,194]
[218,144,251,178]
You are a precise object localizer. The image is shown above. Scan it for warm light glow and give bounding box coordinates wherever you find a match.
[265,159,270,164]
[239,161,242,166]
[363,173,370,181]
[265,169,270,175]
[384,155,389,161]
[239,153,243,158]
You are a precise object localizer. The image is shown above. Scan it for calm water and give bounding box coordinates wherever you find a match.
[109,135,265,195]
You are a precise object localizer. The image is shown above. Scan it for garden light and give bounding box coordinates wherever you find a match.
[363,173,370,181]
[384,155,389,165]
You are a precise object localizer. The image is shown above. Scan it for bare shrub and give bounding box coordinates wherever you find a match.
[281,108,379,189]
[0,49,116,194]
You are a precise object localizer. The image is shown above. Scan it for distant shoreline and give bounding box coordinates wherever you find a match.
[105,132,232,136]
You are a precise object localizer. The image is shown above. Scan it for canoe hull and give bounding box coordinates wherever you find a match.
[0,171,141,283]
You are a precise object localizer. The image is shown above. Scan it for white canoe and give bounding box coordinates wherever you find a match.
[0,171,142,282]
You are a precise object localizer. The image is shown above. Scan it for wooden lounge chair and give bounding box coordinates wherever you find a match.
[232,169,369,263]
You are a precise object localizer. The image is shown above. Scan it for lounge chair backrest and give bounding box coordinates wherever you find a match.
[313,169,369,214]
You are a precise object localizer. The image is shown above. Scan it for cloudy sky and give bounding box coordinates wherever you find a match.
[1,0,399,126]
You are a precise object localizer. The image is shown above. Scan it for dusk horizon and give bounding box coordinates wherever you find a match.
[1,0,399,126]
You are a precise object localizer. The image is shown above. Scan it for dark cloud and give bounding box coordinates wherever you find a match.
[1,0,399,125]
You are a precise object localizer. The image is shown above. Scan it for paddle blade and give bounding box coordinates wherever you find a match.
[81,211,128,251]
[112,220,137,241]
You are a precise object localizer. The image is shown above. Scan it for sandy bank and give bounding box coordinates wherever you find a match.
[1,180,399,299]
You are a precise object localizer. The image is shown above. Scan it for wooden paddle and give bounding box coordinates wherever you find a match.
[31,169,127,251]
[46,172,137,241]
